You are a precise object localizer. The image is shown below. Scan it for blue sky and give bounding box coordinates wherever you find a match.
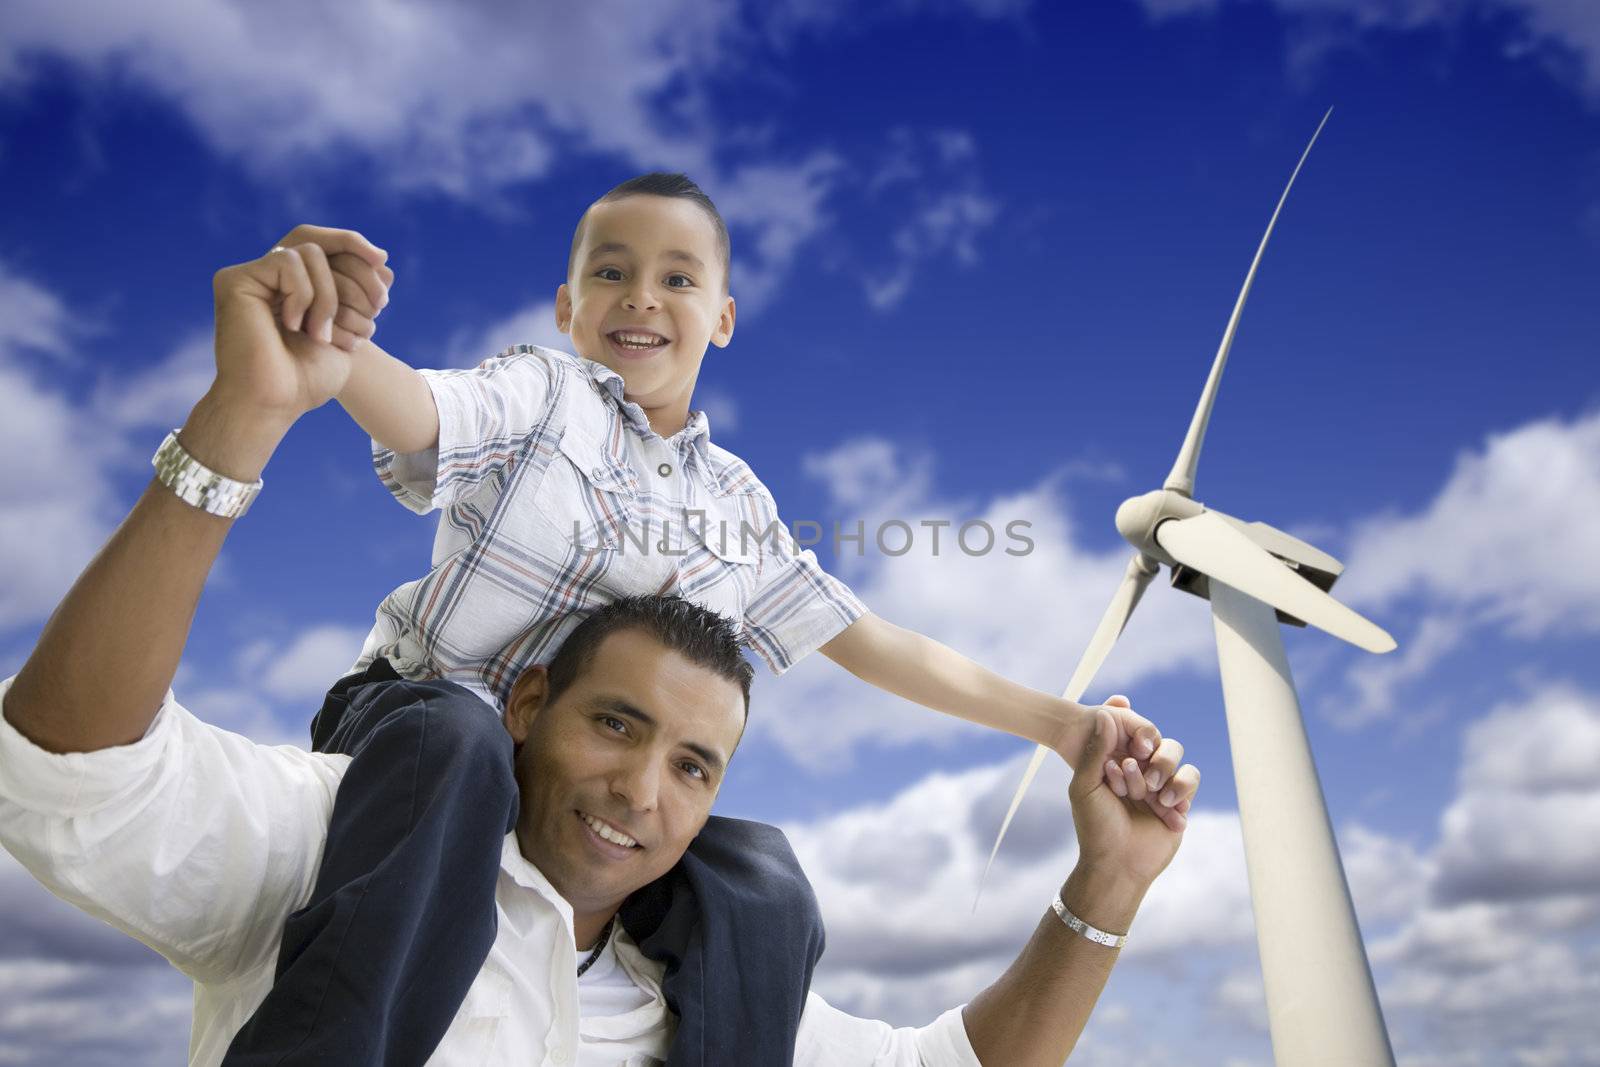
[1,1,1598,1063]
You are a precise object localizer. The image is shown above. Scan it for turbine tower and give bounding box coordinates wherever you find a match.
[981,109,1398,1066]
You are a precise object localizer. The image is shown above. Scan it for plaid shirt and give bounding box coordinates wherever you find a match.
[352,345,867,710]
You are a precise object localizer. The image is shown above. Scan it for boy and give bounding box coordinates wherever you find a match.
[222,175,1193,1062]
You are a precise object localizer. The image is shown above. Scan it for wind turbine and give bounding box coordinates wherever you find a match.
[980,109,1398,1065]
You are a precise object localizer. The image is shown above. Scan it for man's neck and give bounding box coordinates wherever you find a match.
[575,907,619,952]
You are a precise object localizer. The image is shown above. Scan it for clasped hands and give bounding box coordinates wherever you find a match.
[1058,695,1199,835]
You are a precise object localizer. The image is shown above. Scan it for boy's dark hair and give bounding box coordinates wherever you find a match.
[544,594,753,717]
[567,172,732,294]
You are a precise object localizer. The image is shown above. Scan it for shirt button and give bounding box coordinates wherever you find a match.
[550,1047,570,1064]
[657,462,672,477]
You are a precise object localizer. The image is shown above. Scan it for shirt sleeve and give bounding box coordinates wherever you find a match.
[792,992,980,1066]
[738,489,869,675]
[373,345,561,514]
[0,677,349,986]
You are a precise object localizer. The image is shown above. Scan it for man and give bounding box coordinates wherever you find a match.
[0,235,1200,1064]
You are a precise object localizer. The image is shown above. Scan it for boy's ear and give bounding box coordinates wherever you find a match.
[504,665,551,744]
[555,284,573,334]
[711,293,736,349]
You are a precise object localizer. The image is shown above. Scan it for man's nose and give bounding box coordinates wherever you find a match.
[610,755,661,813]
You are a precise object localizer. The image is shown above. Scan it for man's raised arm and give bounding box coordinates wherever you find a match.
[3,231,386,753]
[959,697,1201,1064]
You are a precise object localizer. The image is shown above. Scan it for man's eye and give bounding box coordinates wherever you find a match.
[680,761,707,780]
[599,715,627,733]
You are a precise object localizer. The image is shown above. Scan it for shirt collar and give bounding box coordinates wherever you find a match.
[578,355,715,470]
[500,833,572,926]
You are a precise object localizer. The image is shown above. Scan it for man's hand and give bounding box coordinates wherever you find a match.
[211,226,390,425]
[1055,695,1197,833]
[267,224,394,351]
[1069,699,1198,889]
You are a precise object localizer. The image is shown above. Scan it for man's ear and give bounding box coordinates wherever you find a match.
[710,293,736,348]
[504,665,551,745]
[555,283,573,334]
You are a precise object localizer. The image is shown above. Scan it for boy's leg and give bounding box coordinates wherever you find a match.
[223,663,517,1066]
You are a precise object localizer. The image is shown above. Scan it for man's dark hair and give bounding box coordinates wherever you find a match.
[545,595,754,717]
[567,172,732,294]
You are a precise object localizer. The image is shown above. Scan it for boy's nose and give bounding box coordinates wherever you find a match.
[623,281,660,311]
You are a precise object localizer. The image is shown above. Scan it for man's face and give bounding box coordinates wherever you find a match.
[503,628,746,919]
[555,194,736,417]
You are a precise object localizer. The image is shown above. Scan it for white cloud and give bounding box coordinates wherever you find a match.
[693,386,740,436]
[785,750,1255,1027]
[784,679,1600,1061]
[1329,613,1469,729]
[859,128,1000,310]
[0,263,228,630]
[237,623,371,706]
[445,301,571,369]
[710,152,845,312]
[1430,683,1600,903]
[752,436,1218,769]
[0,262,75,360]
[88,331,216,433]
[0,268,122,628]
[0,5,988,318]
[1340,410,1600,633]
[0,0,728,199]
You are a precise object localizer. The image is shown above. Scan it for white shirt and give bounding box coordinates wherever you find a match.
[0,677,979,1066]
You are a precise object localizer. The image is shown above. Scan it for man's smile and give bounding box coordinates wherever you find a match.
[576,809,643,856]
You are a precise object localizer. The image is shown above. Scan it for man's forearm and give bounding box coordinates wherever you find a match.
[821,614,1078,751]
[4,394,290,753]
[336,339,439,454]
[961,863,1148,1065]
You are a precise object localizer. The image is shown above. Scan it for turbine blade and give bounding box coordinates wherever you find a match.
[1156,510,1396,653]
[1163,108,1334,498]
[975,553,1159,910]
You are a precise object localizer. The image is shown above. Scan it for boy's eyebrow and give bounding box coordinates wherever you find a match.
[587,241,707,271]
[592,696,727,774]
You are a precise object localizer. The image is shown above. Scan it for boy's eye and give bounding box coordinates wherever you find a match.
[665,274,693,288]
[596,267,623,281]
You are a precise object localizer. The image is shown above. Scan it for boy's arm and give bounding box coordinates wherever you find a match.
[819,614,1193,828]
[337,337,441,455]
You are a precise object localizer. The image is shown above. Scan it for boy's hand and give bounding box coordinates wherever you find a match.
[1055,694,1197,833]
[266,224,393,353]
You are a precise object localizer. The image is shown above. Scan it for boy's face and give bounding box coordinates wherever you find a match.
[556,195,735,421]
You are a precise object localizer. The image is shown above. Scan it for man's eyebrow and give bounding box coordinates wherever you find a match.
[586,242,707,271]
[593,697,726,774]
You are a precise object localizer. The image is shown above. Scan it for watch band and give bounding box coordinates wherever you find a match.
[151,430,263,519]
[1051,891,1128,949]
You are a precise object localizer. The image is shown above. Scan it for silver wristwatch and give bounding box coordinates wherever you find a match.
[1051,892,1128,949]
[151,430,263,519]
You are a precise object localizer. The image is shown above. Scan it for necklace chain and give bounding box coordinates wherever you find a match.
[576,916,615,979]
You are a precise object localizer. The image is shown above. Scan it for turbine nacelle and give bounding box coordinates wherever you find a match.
[1114,489,1201,567]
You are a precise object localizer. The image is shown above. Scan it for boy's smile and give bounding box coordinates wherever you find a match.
[556,194,736,438]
